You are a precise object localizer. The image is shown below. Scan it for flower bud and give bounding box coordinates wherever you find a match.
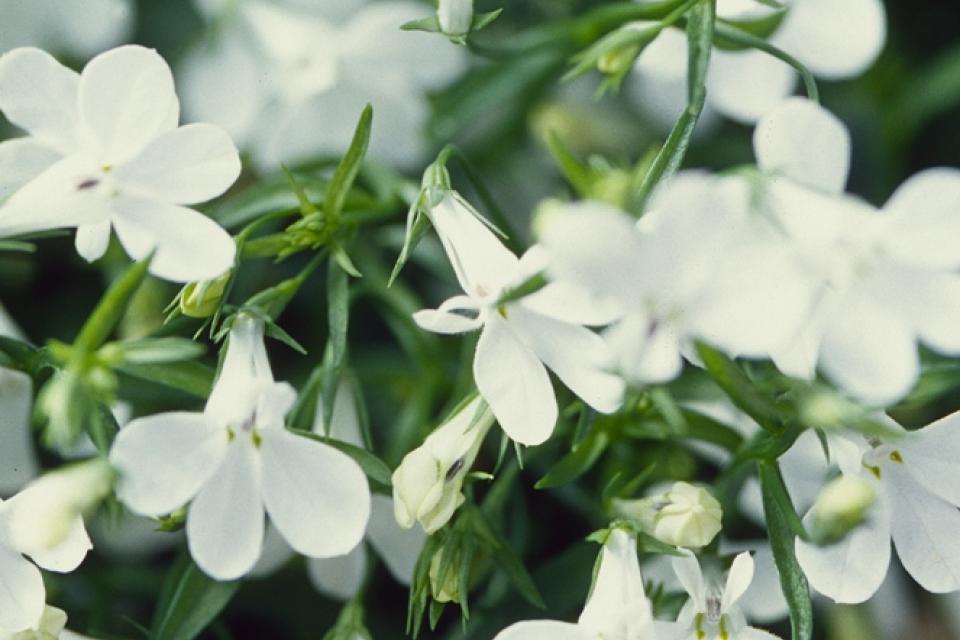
[616,482,722,548]
[438,0,474,37]
[179,271,232,318]
[429,547,462,603]
[593,22,661,79]
[392,396,494,534]
[10,605,67,640]
[809,475,876,545]
[4,458,113,555]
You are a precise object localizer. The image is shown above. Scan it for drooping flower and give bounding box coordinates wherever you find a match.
[412,192,625,446]
[0,0,134,60]
[494,528,653,640]
[109,315,371,580]
[0,45,240,283]
[179,0,466,170]
[654,551,781,640]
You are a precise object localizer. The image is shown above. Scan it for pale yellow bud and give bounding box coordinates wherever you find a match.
[429,549,462,603]
[617,482,722,548]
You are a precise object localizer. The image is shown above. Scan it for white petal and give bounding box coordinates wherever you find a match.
[795,488,891,604]
[186,439,264,581]
[493,621,594,640]
[708,48,796,124]
[0,545,45,633]
[754,98,850,193]
[671,550,707,611]
[521,281,623,327]
[78,45,179,164]
[315,380,364,447]
[887,464,960,593]
[818,291,919,406]
[0,47,79,154]
[260,429,370,559]
[25,516,90,573]
[413,295,484,335]
[306,543,367,602]
[110,412,228,517]
[473,317,557,446]
[579,529,650,635]
[0,138,61,200]
[881,168,960,270]
[74,220,112,263]
[0,367,37,495]
[205,316,272,426]
[881,271,960,356]
[606,315,684,384]
[736,543,789,623]
[48,0,135,59]
[255,382,297,432]
[901,413,960,507]
[365,494,425,585]
[737,627,783,640]
[773,0,886,79]
[721,552,755,613]
[112,195,236,283]
[115,124,240,206]
[510,306,624,414]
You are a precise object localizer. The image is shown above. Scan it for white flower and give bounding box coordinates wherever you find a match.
[252,381,425,600]
[0,366,37,495]
[755,98,960,405]
[795,412,960,603]
[438,0,474,37]
[0,45,240,283]
[0,491,92,633]
[412,192,625,446]
[629,0,886,126]
[179,0,466,170]
[494,528,653,640]
[654,551,781,640]
[393,395,494,533]
[109,315,371,581]
[617,482,723,549]
[0,0,134,60]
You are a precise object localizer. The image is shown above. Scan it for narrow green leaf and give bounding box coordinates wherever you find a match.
[75,254,154,354]
[535,428,610,489]
[401,16,441,33]
[116,361,215,399]
[545,130,593,197]
[472,8,503,31]
[389,199,431,286]
[289,428,392,486]
[696,342,783,433]
[282,165,319,215]
[151,554,240,640]
[325,105,373,226]
[0,240,36,252]
[470,507,546,609]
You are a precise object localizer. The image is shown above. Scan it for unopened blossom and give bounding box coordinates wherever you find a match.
[494,528,653,639]
[413,192,625,445]
[0,490,92,633]
[0,0,134,59]
[617,482,723,549]
[180,0,465,170]
[0,45,239,283]
[629,0,886,126]
[110,315,371,580]
[393,395,494,533]
[438,0,474,37]
[655,551,781,640]
[755,98,960,405]
[795,413,960,603]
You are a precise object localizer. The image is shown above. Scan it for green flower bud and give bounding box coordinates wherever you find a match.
[179,271,231,318]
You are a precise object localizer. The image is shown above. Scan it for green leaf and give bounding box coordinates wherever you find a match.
[401,16,441,33]
[289,428,392,486]
[544,130,593,197]
[151,554,240,640]
[535,428,610,489]
[282,165,320,216]
[325,105,373,226]
[696,343,783,433]
[472,8,503,32]
[0,240,36,253]
[330,242,363,278]
[758,460,813,640]
[469,507,546,609]
[116,360,215,399]
[389,198,431,286]
[74,254,154,354]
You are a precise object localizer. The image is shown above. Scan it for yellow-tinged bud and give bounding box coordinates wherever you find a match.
[429,548,462,603]
[10,605,67,640]
[616,482,723,548]
[810,475,876,545]
[179,271,232,318]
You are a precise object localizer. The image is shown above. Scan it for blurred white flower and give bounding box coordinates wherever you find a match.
[179,0,466,170]
[413,192,625,445]
[654,550,781,640]
[0,45,240,283]
[629,0,886,126]
[494,528,653,640]
[110,315,371,580]
[0,366,36,496]
[0,0,134,59]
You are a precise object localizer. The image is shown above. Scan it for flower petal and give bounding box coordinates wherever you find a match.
[773,0,886,79]
[413,295,484,335]
[115,123,240,206]
[606,314,684,384]
[260,429,370,559]
[735,543,789,623]
[887,464,960,593]
[47,0,135,59]
[0,47,79,154]
[578,529,650,636]
[78,45,179,164]
[900,412,960,507]
[0,544,45,633]
[187,439,264,581]
[880,271,960,356]
[881,168,960,270]
[707,48,796,124]
[671,549,707,611]
[721,552,755,613]
[306,543,367,601]
[205,315,272,426]
[74,220,112,263]
[738,627,784,640]
[474,317,557,446]
[0,138,62,200]
[795,489,890,604]
[112,195,236,283]
[521,281,622,327]
[25,515,90,573]
[0,367,37,495]
[110,412,227,517]
[365,494,425,585]
[493,621,594,640]
[754,98,850,193]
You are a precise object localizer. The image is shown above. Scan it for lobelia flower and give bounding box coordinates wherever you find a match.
[0,45,240,283]
[795,412,960,603]
[393,394,494,533]
[412,192,625,446]
[0,0,134,60]
[628,0,886,126]
[655,551,781,640]
[753,97,960,405]
[253,381,425,600]
[179,0,466,170]
[109,315,371,581]
[494,528,653,640]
